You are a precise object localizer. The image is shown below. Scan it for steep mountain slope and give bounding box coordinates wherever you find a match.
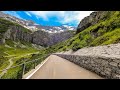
[1,11,76,33]
[0,17,75,47]
[76,11,110,33]
[0,18,32,44]
[33,30,75,47]
[45,11,120,52]
[0,17,75,78]
[35,24,76,33]
[0,18,42,78]
[2,11,120,79]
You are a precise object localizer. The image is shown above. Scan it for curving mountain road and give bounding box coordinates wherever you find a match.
[29,55,103,79]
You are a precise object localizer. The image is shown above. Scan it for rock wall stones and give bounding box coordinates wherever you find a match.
[73,43,120,59]
[54,54,120,79]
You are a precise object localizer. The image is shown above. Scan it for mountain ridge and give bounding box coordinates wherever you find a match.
[0,17,75,47]
[1,11,120,79]
[1,11,76,33]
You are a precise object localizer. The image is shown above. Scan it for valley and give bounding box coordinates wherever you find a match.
[1,11,120,79]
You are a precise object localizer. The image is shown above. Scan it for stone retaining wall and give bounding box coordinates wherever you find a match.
[54,54,120,79]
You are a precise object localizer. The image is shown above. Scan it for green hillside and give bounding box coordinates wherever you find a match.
[0,18,44,78]
[46,11,120,52]
[1,11,120,79]
[30,11,120,61]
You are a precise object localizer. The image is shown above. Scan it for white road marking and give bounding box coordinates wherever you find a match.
[25,57,50,79]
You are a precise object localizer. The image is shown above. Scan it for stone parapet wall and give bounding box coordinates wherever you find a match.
[54,54,120,79]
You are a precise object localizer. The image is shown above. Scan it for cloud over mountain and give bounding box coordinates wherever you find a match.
[28,11,93,25]
[3,11,93,26]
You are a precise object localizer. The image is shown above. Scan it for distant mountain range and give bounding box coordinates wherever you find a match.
[0,11,76,33]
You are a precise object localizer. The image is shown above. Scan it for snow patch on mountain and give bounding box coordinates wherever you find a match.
[0,11,76,33]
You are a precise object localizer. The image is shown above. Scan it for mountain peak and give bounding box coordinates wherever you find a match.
[0,11,76,33]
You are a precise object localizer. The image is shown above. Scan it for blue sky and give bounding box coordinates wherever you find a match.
[3,11,93,27]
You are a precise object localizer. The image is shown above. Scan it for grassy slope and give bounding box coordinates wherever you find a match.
[0,39,42,79]
[2,11,120,78]
[0,18,31,34]
[45,11,120,52]
[0,39,38,68]
[0,18,43,78]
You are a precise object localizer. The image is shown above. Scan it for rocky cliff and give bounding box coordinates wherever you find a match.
[0,18,32,44]
[32,30,75,47]
[0,18,75,47]
[76,11,110,33]
[49,31,74,46]
[4,26,32,42]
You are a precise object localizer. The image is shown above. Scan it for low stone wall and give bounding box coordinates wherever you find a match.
[54,54,120,79]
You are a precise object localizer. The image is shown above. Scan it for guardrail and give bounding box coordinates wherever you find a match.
[0,54,51,79]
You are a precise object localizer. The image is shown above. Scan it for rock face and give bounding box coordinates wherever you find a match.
[48,31,74,46]
[76,11,109,33]
[0,12,75,46]
[32,30,50,47]
[32,30,74,47]
[4,26,32,43]
[1,26,74,47]
[0,18,74,47]
[0,38,5,44]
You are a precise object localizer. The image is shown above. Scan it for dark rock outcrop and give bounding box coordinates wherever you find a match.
[4,26,32,43]
[76,11,109,33]
[0,20,74,47]
[32,30,50,47]
[32,30,75,47]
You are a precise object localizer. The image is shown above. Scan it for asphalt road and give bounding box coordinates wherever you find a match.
[29,55,103,79]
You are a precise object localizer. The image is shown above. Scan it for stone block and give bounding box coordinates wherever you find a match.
[109,62,118,67]
[113,59,120,63]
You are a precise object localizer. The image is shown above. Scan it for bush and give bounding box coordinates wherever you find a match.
[72,42,81,51]
[63,47,67,51]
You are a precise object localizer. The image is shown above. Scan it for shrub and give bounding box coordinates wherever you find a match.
[72,42,81,51]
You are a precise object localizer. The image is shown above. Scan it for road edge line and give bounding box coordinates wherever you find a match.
[25,56,50,79]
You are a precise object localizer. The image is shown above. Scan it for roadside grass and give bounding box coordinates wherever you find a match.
[1,66,23,79]
[0,39,40,79]
[0,61,9,71]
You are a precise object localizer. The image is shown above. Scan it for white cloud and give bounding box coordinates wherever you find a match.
[27,11,94,25]
[29,11,51,21]
[3,11,23,19]
[58,11,93,25]
[25,12,32,17]
[36,16,39,20]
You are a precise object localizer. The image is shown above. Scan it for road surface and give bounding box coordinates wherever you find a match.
[29,55,103,79]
